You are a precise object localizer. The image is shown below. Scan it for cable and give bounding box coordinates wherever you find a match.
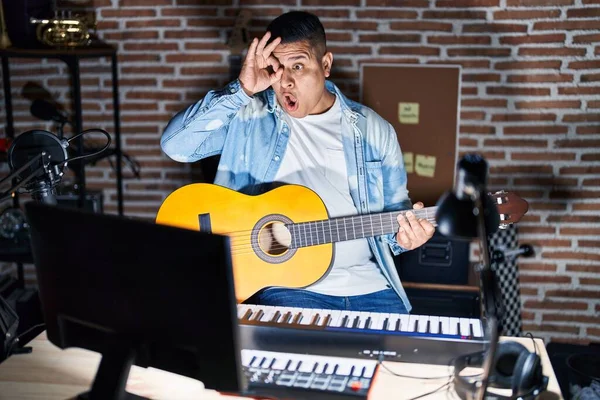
[524,332,539,356]
[62,128,112,164]
[377,354,454,380]
[7,323,46,357]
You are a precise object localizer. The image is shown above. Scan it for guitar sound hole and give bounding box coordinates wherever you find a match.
[258,222,291,256]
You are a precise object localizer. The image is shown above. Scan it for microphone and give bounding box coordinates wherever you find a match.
[30,99,69,124]
[0,128,111,206]
[6,130,68,205]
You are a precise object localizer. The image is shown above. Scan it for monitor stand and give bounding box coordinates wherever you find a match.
[77,341,148,400]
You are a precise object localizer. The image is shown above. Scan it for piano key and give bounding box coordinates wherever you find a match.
[336,362,353,376]
[471,319,483,338]
[364,363,376,378]
[271,357,288,370]
[399,315,410,332]
[449,317,460,336]
[357,312,371,329]
[459,318,472,337]
[440,317,450,334]
[408,315,418,332]
[429,316,440,335]
[417,315,429,333]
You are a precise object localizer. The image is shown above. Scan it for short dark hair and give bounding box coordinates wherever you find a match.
[266,11,327,57]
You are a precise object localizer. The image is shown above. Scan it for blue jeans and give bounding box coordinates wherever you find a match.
[254,288,408,314]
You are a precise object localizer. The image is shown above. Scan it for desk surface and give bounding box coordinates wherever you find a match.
[0,333,562,400]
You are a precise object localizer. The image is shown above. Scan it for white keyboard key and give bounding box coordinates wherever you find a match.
[430,316,440,335]
[440,317,450,334]
[471,319,483,338]
[459,318,472,337]
[449,317,460,336]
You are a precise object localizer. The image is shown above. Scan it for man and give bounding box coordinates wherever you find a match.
[161,11,435,314]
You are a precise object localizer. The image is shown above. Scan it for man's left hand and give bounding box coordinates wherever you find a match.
[395,202,435,251]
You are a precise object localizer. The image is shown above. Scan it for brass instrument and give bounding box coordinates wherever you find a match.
[30,11,96,47]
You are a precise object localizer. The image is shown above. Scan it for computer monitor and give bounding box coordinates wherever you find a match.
[24,202,246,399]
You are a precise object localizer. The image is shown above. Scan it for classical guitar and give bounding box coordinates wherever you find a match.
[156,184,529,302]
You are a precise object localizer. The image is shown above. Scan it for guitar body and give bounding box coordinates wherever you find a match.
[156,184,333,302]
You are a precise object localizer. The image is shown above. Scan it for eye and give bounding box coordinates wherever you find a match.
[292,64,303,71]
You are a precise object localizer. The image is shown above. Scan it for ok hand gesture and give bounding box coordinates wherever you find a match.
[239,32,283,97]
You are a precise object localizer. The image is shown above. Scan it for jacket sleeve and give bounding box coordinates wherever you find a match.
[380,121,413,256]
[160,79,252,163]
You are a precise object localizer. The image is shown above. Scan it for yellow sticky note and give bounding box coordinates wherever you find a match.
[404,152,414,173]
[415,154,436,178]
[398,102,419,124]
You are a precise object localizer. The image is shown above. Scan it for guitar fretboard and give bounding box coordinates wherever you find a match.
[289,207,438,249]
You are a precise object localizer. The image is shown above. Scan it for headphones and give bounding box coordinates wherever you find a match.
[453,341,549,400]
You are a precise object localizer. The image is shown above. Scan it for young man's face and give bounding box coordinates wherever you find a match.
[271,40,334,118]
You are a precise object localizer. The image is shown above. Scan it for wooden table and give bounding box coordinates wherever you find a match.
[0,333,562,400]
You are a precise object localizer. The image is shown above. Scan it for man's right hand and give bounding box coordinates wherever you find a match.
[239,32,283,97]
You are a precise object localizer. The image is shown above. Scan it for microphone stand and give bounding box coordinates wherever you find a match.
[0,152,59,205]
[472,187,503,400]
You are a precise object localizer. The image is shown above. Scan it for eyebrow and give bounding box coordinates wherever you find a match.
[287,55,309,62]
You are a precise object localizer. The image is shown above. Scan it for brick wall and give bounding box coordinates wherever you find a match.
[0,0,598,344]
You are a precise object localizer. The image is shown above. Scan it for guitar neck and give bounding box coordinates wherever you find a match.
[289,207,438,248]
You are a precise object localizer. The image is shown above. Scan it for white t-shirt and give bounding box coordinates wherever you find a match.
[273,95,389,296]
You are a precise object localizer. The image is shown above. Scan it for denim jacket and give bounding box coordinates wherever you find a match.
[161,79,414,312]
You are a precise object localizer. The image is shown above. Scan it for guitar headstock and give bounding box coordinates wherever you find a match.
[227,9,252,57]
[489,190,529,229]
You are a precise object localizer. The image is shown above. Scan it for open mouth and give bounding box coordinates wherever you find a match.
[283,93,298,112]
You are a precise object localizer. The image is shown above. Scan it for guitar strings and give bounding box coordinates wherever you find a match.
[223,210,437,251]
[224,213,438,255]
[222,210,436,244]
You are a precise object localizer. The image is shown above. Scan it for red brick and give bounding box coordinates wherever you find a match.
[512,152,576,161]
[366,0,429,6]
[459,125,496,134]
[165,54,222,63]
[495,10,561,19]
[566,264,600,272]
[506,0,574,5]
[463,73,501,82]
[491,113,556,122]
[423,10,486,19]
[500,34,566,45]
[573,33,600,43]
[524,300,586,310]
[357,10,418,18]
[379,47,440,56]
[519,263,558,272]
[534,20,600,30]
[504,125,568,134]
[573,203,600,211]
[577,124,600,133]
[567,7,600,18]
[102,9,156,17]
[519,47,586,57]
[462,99,507,107]
[448,48,511,57]
[360,34,421,43]
[429,59,490,68]
[515,100,580,109]
[487,87,551,96]
[427,35,490,45]
[390,22,453,31]
[568,60,600,69]
[435,0,499,5]
[463,23,528,33]
[495,60,561,70]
